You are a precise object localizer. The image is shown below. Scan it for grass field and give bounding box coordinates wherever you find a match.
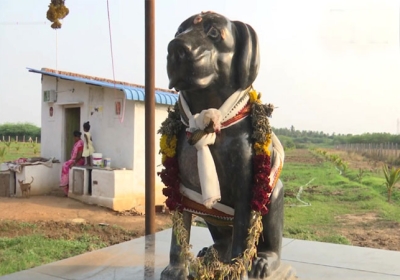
[0,142,41,163]
[282,149,400,245]
[0,221,138,276]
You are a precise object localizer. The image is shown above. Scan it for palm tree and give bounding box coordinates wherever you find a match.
[382,164,400,202]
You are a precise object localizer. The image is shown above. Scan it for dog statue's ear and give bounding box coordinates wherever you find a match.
[232,21,260,90]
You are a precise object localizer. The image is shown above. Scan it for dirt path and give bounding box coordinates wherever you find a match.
[0,195,172,235]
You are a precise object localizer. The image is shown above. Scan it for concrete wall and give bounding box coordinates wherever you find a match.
[68,167,137,212]
[91,169,136,211]
[15,163,61,196]
[132,102,171,207]
[86,87,135,169]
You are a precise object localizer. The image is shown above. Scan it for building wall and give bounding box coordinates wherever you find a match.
[41,75,174,208]
[87,87,135,169]
[41,76,135,169]
[132,102,171,206]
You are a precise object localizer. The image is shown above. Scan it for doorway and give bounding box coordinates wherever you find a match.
[64,107,81,161]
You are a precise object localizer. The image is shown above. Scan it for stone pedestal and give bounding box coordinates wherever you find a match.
[258,263,297,280]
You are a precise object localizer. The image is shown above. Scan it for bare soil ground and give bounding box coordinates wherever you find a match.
[285,148,323,165]
[0,195,172,243]
[335,213,400,251]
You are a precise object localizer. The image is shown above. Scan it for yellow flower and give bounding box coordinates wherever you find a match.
[249,89,261,104]
[160,134,177,159]
[254,139,272,156]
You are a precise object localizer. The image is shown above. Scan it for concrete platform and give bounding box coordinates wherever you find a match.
[1,227,400,280]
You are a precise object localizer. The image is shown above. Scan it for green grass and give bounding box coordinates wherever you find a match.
[0,234,106,276]
[282,149,400,243]
[0,220,138,276]
[0,142,41,163]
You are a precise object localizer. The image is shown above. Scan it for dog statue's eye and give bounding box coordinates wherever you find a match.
[207,27,220,39]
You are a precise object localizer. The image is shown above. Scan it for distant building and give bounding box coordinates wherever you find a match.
[27,67,178,212]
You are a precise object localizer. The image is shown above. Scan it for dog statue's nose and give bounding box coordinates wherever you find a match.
[167,39,191,60]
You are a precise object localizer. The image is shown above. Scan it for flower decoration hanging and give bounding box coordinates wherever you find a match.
[157,87,279,278]
[158,103,183,211]
[46,0,69,29]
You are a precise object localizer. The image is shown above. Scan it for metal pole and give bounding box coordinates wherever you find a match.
[145,0,156,235]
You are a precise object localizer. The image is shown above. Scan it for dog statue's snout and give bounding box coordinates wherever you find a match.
[168,39,191,61]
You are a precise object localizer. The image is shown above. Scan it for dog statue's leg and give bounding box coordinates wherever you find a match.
[230,176,253,279]
[197,223,233,262]
[161,211,192,280]
[249,180,284,279]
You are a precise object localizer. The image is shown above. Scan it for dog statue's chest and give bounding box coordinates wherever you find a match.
[177,118,254,206]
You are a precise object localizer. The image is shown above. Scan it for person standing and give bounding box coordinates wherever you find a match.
[82,121,95,166]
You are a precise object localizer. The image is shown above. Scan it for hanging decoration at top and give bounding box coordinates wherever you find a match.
[46,0,69,29]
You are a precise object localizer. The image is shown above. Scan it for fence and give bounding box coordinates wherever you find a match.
[337,143,400,164]
[0,136,41,143]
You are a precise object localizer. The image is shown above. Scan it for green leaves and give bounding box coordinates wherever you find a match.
[382,164,400,202]
[314,149,348,175]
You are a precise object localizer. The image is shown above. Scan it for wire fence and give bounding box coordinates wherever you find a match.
[337,143,400,164]
[0,136,41,143]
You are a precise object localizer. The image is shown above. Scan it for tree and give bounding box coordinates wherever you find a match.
[382,164,400,202]
[0,123,40,140]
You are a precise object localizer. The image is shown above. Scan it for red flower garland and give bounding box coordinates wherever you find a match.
[158,156,183,211]
[159,148,272,215]
[251,154,272,215]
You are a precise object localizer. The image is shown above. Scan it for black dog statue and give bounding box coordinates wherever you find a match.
[160,12,286,280]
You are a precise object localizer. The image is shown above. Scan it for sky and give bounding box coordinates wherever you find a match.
[0,0,399,135]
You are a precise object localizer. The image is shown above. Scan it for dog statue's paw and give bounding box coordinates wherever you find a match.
[248,252,280,280]
[160,264,188,280]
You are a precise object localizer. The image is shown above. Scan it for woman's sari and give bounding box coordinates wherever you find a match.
[60,139,85,194]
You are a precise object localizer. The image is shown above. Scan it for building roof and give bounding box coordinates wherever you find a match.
[27,67,178,106]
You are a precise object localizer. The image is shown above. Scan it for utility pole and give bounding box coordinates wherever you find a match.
[145,0,156,235]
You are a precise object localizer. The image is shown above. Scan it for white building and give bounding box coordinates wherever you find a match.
[27,67,178,212]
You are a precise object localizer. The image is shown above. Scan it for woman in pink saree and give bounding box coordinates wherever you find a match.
[60,131,85,196]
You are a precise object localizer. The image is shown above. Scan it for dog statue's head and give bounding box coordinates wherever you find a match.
[167,12,259,96]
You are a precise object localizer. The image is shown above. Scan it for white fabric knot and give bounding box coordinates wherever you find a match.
[188,109,222,132]
[179,88,250,209]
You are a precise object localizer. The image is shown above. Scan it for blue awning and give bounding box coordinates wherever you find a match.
[27,67,178,106]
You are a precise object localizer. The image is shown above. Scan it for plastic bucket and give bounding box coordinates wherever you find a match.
[103,158,111,168]
[93,153,102,167]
